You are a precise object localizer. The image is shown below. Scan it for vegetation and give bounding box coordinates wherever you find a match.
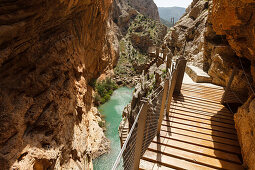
[114,13,166,79]
[98,120,105,128]
[94,78,118,105]
[128,14,165,45]
[162,69,167,78]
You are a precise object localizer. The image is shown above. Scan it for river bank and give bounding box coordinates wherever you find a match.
[93,87,134,170]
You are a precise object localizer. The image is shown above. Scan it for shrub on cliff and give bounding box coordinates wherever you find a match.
[94,78,118,105]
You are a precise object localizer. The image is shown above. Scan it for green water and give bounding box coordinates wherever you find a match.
[93,87,134,170]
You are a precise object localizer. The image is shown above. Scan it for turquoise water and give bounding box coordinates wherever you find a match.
[93,87,134,170]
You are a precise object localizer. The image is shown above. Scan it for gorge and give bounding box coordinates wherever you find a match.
[0,0,255,169]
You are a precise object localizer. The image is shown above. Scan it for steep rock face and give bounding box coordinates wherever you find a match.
[0,0,114,169]
[164,0,249,95]
[164,0,210,67]
[211,0,255,89]
[211,0,255,64]
[112,0,138,35]
[211,0,255,169]
[126,0,160,21]
[234,96,255,170]
[112,0,160,35]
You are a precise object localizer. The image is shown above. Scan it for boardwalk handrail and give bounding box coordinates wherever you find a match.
[112,51,187,170]
[112,103,145,170]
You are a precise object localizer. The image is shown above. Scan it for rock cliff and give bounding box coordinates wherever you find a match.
[126,0,159,21]
[164,0,250,94]
[211,0,255,169]
[0,0,115,169]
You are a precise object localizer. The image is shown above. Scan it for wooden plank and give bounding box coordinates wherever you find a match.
[182,83,224,91]
[140,157,176,170]
[181,88,223,98]
[163,116,236,134]
[167,110,235,129]
[170,106,235,125]
[181,86,224,95]
[173,99,229,114]
[175,95,225,107]
[180,88,223,97]
[151,135,241,163]
[171,103,234,120]
[171,105,234,122]
[179,92,222,103]
[173,98,228,111]
[137,82,243,170]
[160,125,240,146]
[172,100,233,117]
[142,150,216,170]
[161,120,237,140]
[158,130,241,154]
[147,142,243,170]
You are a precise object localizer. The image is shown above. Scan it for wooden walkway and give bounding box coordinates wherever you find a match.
[139,83,243,170]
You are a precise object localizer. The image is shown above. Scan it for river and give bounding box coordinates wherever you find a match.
[93,87,134,170]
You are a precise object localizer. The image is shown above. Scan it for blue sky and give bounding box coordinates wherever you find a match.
[153,0,193,8]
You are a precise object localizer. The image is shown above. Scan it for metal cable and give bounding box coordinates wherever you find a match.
[112,57,178,170]
[220,34,255,97]
[238,55,255,96]
[112,104,144,170]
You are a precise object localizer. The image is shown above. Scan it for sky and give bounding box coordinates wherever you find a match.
[153,0,193,8]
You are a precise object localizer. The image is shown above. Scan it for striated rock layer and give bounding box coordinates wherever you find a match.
[0,0,115,169]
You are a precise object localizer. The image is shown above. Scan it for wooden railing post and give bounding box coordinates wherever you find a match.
[133,100,149,169]
[166,70,178,116]
[163,49,167,61]
[174,56,187,95]
[157,78,169,135]
[166,53,173,70]
[156,47,160,58]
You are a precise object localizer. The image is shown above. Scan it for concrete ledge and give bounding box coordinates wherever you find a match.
[185,65,212,83]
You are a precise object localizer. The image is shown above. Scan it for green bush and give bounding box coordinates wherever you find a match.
[94,94,101,106]
[94,78,118,105]
[98,121,105,128]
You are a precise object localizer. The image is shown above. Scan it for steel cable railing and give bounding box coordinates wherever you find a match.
[112,57,180,170]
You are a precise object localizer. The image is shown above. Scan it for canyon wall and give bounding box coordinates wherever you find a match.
[0,0,115,169]
[164,0,246,93]
[112,0,160,35]
[125,0,159,21]
[164,0,251,94]
[211,0,255,169]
